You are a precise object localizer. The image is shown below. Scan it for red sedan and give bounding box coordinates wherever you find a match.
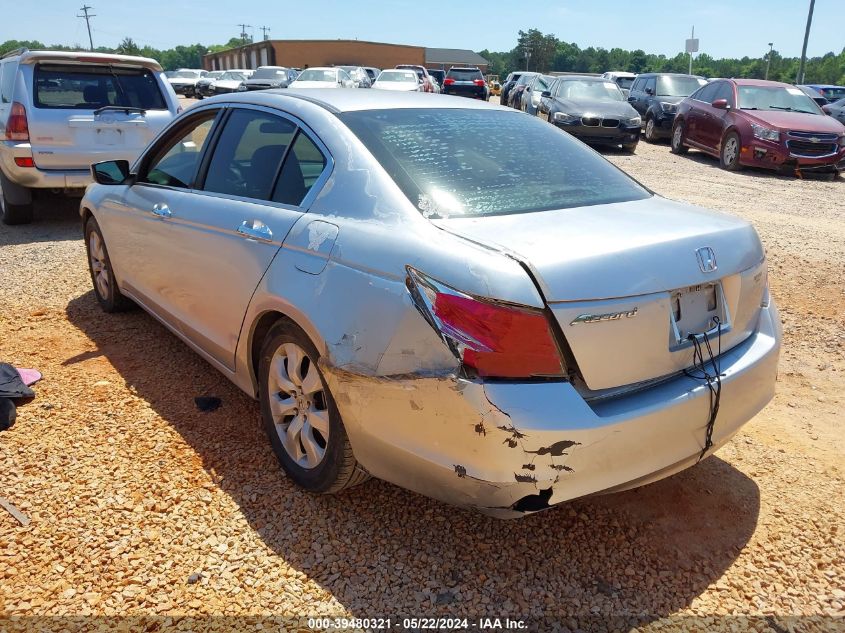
[671,78,845,176]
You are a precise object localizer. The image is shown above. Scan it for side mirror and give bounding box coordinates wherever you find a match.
[645,87,654,95]
[541,90,551,98]
[711,98,730,110]
[91,160,131,185]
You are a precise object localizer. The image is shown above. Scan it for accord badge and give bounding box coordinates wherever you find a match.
[570,308,638,325]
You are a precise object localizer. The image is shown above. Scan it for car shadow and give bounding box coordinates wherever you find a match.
[65,290,760,620]
[0,193,81,245]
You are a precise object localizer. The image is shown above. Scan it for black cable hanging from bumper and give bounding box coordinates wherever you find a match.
[683,317,723,462]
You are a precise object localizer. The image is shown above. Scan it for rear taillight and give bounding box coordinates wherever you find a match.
[473,79,486,87]
[444,78,455,86]
[6,102,29,141]
[14,157,34,168]
[407,268,564,379]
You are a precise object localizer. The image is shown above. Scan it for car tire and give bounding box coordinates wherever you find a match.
[644,116,659,143]
[671,121,689,154]
[720,131,743,171]
[258,321,369,494]
[84,215,133,313]
[623,141,639,153]
[0,172,34,225]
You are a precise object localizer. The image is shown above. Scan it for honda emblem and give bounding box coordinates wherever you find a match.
[696,247,717,273]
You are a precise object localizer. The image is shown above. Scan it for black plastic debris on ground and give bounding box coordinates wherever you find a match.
[194,396,222,413]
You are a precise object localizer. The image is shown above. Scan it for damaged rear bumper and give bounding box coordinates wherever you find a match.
[323,302,781,518]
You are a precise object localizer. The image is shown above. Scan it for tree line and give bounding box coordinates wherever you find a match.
[3,29,845,85]
[480,29,845,85]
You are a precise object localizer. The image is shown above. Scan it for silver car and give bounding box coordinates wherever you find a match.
[81,90,781,518]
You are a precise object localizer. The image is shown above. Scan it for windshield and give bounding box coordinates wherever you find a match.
[207,71,224,79]
[656,76,706,97]
[616,77,635,89]
[447,68,483,81]
[220,72,246,81]
[377,71,418,83]
[818,87,845,100]
[253,68,286,79]
[296,69,336,82]
[737,86,821,114]
[33,64,167,110]
[172,70,200,79]
[340,109,650,218]
[558,80,624,102]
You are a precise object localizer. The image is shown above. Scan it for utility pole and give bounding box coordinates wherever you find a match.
[522,45,532,71]
[796,0,815,83]
[237,23,253,45]
[77,5,96,51]
[765,42,774,80]
[688,26,694,74]
[259,26,270,41]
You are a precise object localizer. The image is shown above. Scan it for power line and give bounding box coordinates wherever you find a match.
[77,5,96,51]
[259,26,270,41]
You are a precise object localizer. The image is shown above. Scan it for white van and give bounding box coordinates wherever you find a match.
[0,49,179,224]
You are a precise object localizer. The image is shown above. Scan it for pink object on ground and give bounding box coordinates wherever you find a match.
[16,368,41,387]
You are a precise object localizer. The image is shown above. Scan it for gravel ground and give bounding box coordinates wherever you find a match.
[1,107,843,630]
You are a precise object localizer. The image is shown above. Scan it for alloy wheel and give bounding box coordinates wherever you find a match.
[672,125,683,148]
[268,342,330,469]
[88,231,110,299]
[645,118,655,141]
[723,137,739,165]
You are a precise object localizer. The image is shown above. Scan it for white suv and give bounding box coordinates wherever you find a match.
[0,49,179,224]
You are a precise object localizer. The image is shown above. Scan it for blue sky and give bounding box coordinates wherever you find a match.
[4,0,842,59]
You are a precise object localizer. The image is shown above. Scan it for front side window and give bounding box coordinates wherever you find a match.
[694,82,718,103]
[203,109,296,199]
[713,82,735,105]
[34,64,167,110]
[341,108,650,218]
[142,112,218,188]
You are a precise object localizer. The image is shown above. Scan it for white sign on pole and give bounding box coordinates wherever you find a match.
[685,38,700,54]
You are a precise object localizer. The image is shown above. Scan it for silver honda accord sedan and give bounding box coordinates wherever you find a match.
[81,90,781,517]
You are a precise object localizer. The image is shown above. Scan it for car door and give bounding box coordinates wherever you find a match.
[701,81,735,150]
[684,82,717,143]
[538,79,558,121]
[628,77,647,116]
[121,105,328,371]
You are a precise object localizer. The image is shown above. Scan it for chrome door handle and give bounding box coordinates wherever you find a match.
[151,203,172,219]
[237,220,273,242]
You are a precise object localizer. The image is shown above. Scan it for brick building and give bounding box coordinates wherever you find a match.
[203,39,488,73]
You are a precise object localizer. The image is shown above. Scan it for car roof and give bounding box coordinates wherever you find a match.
[730,78,795,88]
[212,88,505,113]
[301,67,338,72]
[16,50,162,72]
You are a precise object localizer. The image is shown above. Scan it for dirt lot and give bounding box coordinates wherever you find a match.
[1,113,844,629]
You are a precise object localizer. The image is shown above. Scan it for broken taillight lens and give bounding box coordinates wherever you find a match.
[407,267,564,379]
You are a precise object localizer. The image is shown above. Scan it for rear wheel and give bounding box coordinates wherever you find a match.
[720,132,742,171]
[0,172,34,225]
[85,215,133,312]
[671,121,689,154]
[258,322,369,494]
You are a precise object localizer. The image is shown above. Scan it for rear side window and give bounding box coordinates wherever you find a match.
[33,64,167,110]
[1,60,17,103]
[271,132,327,206]
[204,109,296,200]
[446,68,483,81]
[341,108,650,218]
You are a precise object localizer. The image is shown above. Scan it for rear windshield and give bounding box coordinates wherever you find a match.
[818,87,845,100]
[447,68,483,81]
[340,109,650,218]
[377,71,418,83]
[34,64,167,110]
[656,76,706,97]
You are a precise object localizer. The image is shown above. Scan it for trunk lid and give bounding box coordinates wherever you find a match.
[434,197,768,390]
